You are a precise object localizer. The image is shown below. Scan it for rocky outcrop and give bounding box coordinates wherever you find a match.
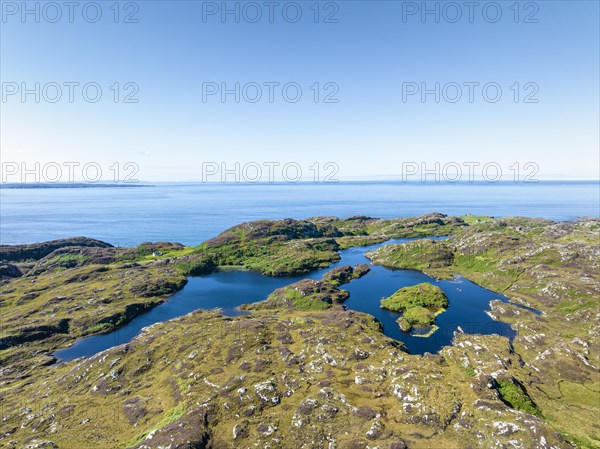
[205,218,327,247]
[26,247,118,275]
[380,282,448,312]
[245,264,370,311]
[246,278,349,311]
[130,407,212,449]
[0,237,112,263]
[322,263,370,285]
[367,239,455,272]
[119,242,186,259]
[0,263,22,281]
[128,276,188,298]
[0,318,69,349]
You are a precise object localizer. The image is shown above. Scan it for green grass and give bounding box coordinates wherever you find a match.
[557,299,598,314]
[125,404,185,448]
[388,284,448,335]
[558,381,600,410]
[497,380,541,416]
[43,253,91,269]
[381,283,448,312]
[367,239,455,272]
[173,257,216,276]
[191,238,340,277]
[402,306,435,326]
[463,366,476,377]
[177,378,190,394]
[84,322,113,334]
[461,214,493,224]
[283,289,329,310]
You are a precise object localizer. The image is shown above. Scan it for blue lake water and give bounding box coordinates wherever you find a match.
[53,238,523,362]
[1,181,598,246]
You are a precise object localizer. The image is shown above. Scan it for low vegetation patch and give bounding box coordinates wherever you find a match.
[382,283,448,334]
[126,404,186,448]
[496,379,541,416]
[381,282,448,312]
[283,288,330,310]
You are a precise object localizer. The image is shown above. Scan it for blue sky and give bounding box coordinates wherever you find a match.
[1,1,599,181]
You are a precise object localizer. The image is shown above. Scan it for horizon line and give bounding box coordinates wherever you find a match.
[1,178,600,187]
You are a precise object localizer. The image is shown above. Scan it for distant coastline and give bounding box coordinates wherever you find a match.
[0,183,153,189]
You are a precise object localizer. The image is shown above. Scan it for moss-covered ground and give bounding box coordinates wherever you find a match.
[0,214,597,448]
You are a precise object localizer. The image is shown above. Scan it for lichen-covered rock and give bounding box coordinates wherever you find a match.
[244,264,370,311]
[0,309,570,449]
[0,263,22,281]
[0,237,113,263]
[322,264,370,285]
[130,407,212,448]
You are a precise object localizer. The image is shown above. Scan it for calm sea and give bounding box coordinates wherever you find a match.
[1,181,598,246]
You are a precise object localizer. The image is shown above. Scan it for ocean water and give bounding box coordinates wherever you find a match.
[1,181,598,246]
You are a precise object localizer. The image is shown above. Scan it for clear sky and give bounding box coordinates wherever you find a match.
[1,1,599,182]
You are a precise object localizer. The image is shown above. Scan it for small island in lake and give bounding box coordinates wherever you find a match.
[380,282,449,333]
